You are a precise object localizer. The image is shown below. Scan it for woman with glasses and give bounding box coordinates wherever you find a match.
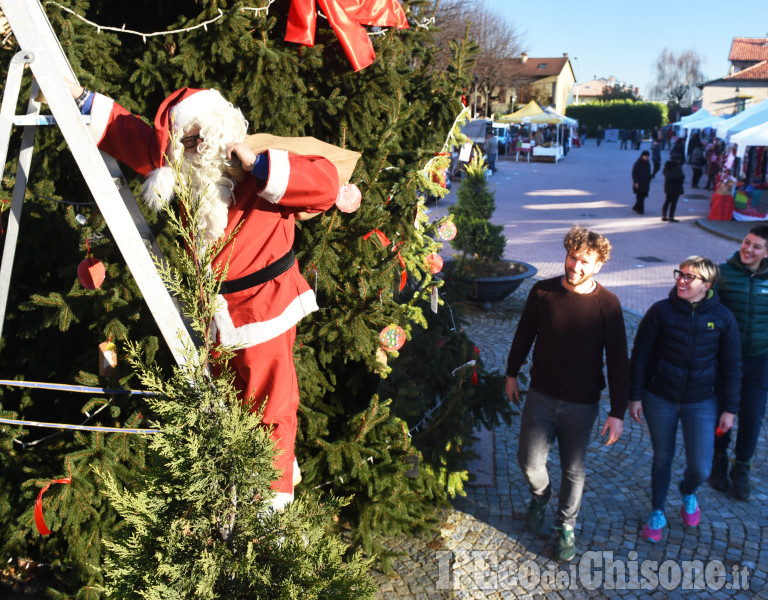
[627,256,741,543]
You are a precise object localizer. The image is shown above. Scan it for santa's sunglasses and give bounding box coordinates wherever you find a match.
[180,134,202,149]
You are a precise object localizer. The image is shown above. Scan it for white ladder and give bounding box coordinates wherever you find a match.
[0,0,193,367]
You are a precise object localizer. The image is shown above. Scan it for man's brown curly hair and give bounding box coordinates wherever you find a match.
[563,225,612,263]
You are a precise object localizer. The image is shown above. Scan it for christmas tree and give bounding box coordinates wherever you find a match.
[0,0,510,593]
[94,153,377,599]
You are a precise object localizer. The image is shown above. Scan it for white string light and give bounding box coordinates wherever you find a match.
[44,1,275,41]
[42,2,396,42]
[416,16,435,30]
[11,402,110,449]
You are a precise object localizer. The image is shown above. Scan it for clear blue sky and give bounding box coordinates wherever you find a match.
[481,0,768,98]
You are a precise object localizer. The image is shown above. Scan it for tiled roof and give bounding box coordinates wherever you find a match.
[576,81,609,95]
[729,37,768,62]
[508,56,570,78]
[724,60,768,81]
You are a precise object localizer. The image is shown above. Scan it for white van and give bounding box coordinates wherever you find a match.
[490,123,512,154]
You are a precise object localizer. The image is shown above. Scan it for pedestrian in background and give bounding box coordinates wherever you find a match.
[485,132,498,174]
[506,225,629,562]
[662,152,685,222]
[631,150,652,215]
[629,256,741,543]
[691,143,706,188]
[704,144,721,190]
[651,135,661,178]
[710,226,768,500]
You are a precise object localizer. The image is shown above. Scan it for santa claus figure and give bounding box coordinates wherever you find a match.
[69,82,340,510]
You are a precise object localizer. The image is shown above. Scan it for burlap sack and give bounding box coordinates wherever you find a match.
[245,133,361,185]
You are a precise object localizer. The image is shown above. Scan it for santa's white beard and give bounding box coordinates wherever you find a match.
[180,152,235,244]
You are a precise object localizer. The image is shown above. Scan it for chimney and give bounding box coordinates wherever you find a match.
[563,52,568,58]
[521,52,528,63]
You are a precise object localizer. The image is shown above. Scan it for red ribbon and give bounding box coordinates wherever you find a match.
[363,228,390,247]
[472,347,480,385]
[286,0,409,71]
[363,229,407,290]
[35,477,72,535]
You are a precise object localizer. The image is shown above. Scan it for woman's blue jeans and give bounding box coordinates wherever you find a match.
[642,390,718,512]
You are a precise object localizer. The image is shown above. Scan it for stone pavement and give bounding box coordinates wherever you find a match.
[373,140,767,598]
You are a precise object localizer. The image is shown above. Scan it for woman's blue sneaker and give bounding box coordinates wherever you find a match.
[642,510,667,543]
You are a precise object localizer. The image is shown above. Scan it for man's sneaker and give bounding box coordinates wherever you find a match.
[642,510,667,543]
[525,495,549,534]
[680,490,700,527]
[708,452,729,492]
[555,524,576,562]
[731,460,752,501]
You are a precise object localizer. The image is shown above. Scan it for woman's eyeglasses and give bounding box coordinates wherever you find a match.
[180,134,202,149]
[673,269,706,284]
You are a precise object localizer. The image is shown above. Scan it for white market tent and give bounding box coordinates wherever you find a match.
[529,108,578,126]
[683,114,727,131]
[672,110,722,157]
[731,121,768,157]
[675,109,713,129]
[715,98,768,142]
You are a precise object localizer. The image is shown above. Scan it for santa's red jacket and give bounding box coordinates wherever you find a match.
[86,94,339,348]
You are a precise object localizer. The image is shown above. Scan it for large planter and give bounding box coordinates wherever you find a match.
[469,259,537,303]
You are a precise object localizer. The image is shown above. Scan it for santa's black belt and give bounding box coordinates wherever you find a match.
[219,250,295,294]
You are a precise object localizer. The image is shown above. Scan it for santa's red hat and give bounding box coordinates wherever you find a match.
[142,88,232,210]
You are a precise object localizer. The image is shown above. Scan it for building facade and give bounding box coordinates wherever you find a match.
[489,53,575,116]
[699,36,768,116]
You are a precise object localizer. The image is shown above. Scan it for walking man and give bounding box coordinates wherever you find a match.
[710,225,768,500]
[506,225,629,561]
[631,150,652,215]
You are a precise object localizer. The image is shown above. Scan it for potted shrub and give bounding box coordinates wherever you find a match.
[447,153,536,303]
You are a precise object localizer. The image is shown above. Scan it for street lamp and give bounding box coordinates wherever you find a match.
[573,57,579,104]
[735,87,741,113]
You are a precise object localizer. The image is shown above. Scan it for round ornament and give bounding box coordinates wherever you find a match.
[431,167,448,189]
[78,257,105,290]
[335,183,362,213]
[438,220,457,241]
[425,252,443,274]
[379,324,406,352]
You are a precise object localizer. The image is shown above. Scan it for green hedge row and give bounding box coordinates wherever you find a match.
[566,100,669,135]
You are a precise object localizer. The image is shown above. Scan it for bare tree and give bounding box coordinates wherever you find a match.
[649,48,705,112]
[431,0,525,117]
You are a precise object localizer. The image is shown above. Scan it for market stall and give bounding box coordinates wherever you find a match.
[710,121,768,220]
[498,102,545,162]
[527,111,577,163]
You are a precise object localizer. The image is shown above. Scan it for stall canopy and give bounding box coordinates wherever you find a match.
[528,111,578,125]
[686,114,727,131]
[497,101,544,123]
[674,109,713,129]
[731,121,768,157]
[715,99,768,142]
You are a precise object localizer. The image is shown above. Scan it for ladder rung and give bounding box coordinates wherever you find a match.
[12,114,92,126]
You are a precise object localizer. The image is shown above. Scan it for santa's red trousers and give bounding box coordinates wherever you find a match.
[225,328,298,494]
